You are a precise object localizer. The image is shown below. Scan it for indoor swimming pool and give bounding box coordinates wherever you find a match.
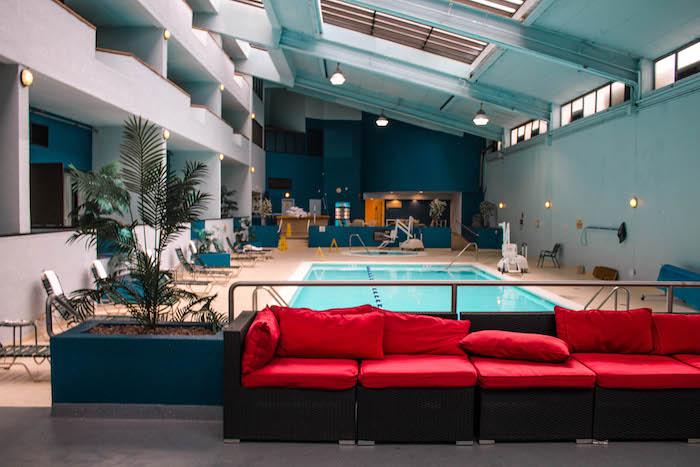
[289,263,561,313]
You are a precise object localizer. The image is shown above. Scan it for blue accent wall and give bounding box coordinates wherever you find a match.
[30,111,92,171]
[265,113,485,223]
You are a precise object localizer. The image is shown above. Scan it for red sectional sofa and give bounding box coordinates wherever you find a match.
[223,305,700,444]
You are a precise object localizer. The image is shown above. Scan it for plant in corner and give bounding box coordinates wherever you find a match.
[220,185,238,218]
[68,116,225,333]
[429,198,447,227]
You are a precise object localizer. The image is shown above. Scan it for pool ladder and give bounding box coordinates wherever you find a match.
[584,286,630,311]
[349,234,370,254]
[446,242,479,270]
[252,286,289,311]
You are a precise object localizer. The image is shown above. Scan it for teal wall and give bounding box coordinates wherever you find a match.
[266,113,485,223]
[266,151,323,213]
[29,111,92,171]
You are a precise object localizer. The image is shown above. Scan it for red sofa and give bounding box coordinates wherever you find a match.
[223,305,700,444]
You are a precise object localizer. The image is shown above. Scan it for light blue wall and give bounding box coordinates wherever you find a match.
[29,111,92,171]
[485,89,700,280]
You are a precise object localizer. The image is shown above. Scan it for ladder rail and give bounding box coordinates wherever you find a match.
[446,242,479,270]
[252,285,290,311]
[584,286,630,311]
[349,234,370,253]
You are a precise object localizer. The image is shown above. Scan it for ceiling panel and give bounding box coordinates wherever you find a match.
[533,0,700,58]
[476,50,609,105]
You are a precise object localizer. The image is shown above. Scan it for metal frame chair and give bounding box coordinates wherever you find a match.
[538,243,561,268]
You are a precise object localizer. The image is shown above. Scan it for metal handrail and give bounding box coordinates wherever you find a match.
[446,242,479,269]
[348,234,370,253]
[461,223,480,238]
[228,279,700,320]
[251,286,289,311]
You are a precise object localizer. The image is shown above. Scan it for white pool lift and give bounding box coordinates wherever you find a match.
[497,222,529,274]
[378,217,424,251]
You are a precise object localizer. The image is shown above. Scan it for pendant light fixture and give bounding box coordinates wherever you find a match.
[375,111,389,127]
[473,103,489,126]
[329,63,346,86]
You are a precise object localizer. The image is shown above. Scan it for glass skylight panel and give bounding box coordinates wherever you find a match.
[583,92,596,117]
[596,85,610,112]
[451,0,524,18]
[610,81,625,106]
[320,0,489,64]
[561,104,571,126]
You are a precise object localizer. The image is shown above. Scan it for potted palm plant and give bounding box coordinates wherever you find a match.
[50,116,226,412]
[429,198,447,227]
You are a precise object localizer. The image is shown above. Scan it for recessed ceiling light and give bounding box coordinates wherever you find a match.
[163,29,171,40]
[219,153,225,161]
[162,129,170,140]
[20,69,34,87]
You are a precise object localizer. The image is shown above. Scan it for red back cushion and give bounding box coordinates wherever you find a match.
[383,311,470,355]
[555,306,653,354]
[270,304,375,319]
[460,330,570,362]
[653,314,700,354]
[276,308,384,359]
[242,307,280,374]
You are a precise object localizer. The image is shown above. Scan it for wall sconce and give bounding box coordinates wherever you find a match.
[219,83,225,92]
[250,166,256,173]
[387,200,403,209]
[162,129,171,140]
[284,192,290,198]
[218,153,224,161]
[163,29,171,40]
[251,112,256,120]
[629,196,638,208]
[544,200,552,209]
[498,201,506,209]
[20,69,34,87]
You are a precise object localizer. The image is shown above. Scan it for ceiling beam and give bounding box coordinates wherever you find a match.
[295,75,503,140]
[344,0,640,86]
[282,28,550,120]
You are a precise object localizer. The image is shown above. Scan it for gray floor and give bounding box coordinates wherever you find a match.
[1,408,699,467]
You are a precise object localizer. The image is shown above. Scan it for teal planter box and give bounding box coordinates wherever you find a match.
[249,225,280,248]
[308,226,451,248]
[197,252,230,267]
[51,320,223,406]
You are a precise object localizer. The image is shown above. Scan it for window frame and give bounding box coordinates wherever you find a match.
[510,119,549,147]
[560,81,630,127]
[654,39,700,90]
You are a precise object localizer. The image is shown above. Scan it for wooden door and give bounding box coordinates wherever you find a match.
[364,199,385,227]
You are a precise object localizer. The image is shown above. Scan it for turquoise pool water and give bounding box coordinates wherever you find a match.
[290,263,558,313]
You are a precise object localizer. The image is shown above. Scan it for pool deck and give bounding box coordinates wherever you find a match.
[1,240,694,407]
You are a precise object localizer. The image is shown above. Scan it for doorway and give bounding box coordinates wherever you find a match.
[364,198,385,227]
[30,163,64,228]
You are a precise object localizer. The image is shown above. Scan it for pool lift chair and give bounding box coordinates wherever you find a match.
[497,222,529,274]
[379,217,424,250]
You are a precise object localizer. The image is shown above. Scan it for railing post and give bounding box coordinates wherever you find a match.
[666,286,674,313]
[451,284,457,316]
[252,287,259,312]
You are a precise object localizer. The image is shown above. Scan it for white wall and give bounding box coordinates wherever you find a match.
[266,88,361,131]
[97,27,167,76]
[170,151,222,219]
[485,88,700,280]
[222,161,252,217]
[0,231,95,340]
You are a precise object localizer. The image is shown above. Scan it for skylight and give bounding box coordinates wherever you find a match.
[451,0,525,18]
[234,0,264,8]
[320,0,489,64]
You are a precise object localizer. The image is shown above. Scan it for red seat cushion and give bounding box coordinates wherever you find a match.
[653,314,700,354]
[471,357,596,389]
[460,330,570,363]
[242,358,358,390]
[242,307,280,374]
[674,354,700,370]
[383,311,470,355]
[359,354,477,388]
[276,308,384,359]
[555,306,653,354]
[573,353,700,389]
